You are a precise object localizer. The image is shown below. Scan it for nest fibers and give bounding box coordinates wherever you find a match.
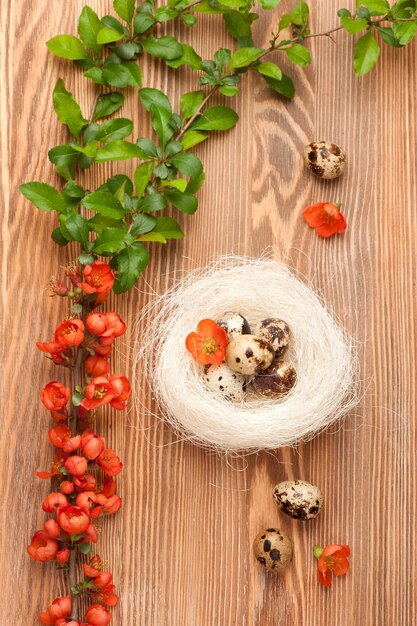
[134,257,359,453]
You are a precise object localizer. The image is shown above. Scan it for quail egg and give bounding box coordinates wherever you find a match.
[216,311,251,340]
[253,528,293,572]
[303,141,346,179]
[225,335,274,375]
[204,362,247,402]
[273,480,323,520]
[251,360,297,398]
[254,319,290,358]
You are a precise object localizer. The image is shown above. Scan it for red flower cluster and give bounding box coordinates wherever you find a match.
[29,262,126,626]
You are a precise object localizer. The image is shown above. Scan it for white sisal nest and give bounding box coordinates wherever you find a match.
[134,256,359,453]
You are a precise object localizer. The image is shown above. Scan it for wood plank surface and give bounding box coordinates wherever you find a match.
[1,1,416,624]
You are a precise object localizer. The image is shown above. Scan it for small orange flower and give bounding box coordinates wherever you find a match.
[27,530,59,562]
[81,429,106,460]
[109,374,131,410]
[186,319,228,365]
[79,261,115,294]
[85,603,111,626]
[55,319,85,348]
[58,505,90,535]
[97,448,123,477]
[303,202,347,238]
[41,381,70,411]
[39,595,72,625]
[81,377,115,410]
[64,455,88,477]
[314,543,350,586]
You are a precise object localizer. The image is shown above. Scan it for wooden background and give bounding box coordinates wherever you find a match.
[1,1,416,624]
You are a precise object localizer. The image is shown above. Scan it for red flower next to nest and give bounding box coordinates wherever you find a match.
[303,202,347,238]
[313,544,350,587]
[41,381,70,411]
[185,319,228,365]
[79,262,115,294]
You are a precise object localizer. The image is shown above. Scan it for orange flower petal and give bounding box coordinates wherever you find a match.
[303,203,327,228]
[196,318,218,338]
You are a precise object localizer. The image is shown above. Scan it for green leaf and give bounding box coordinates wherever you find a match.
[136,137,160,158]
[59,213,90,248]
[112,244,149,293]
[377,26,402,46]
[223,11,258,40]
[95,140,144,162]
[106,173,134,196]
[228,46,264,70]
[168,152,203,178]
[285,44,311,67]
[190,105,239,131]
[153,216,184,238]
[290,1,309,25]
[219,85,239,96]
[164,188,198,214]
[263,73,295,99]
[392,20,417,45]
[142,36,183,60]
[123,61,142,87]
[134,13,156,34]
[82,190,125,218]
[78,6,102,54]
[94,92,125,120]
[340,15,367,34]
[130,213,156,236]
[259,0,281,7]
[391,0,417,19]
[137,192,168,212]
[20,182,66,212]
[214,48,231,70]
[354,31,380,75]
[84,67,106,84]
[182,14,197,26]
[139,88,172,113]
[134,161,154,197]
[151,105,174,147]
[164,141,183,158]
[46,35,89,60]
[96,118,133,143]
[51,226,69,246]
[137,231,167,243]
[180,130,208,149]
[102,63,131,87]
[357,0,390,15]
[79,253,95,266]
[53,80,88,138]
[256,62,282,80]
[165,44,202,70]
[97,26,124,44]
[88,214,125,233]
[114,0,136,22]
[48,144,80,167]
[92,227,129,254]
[78,543,92,555]
[160,178,188,192]
[155,6,178,21]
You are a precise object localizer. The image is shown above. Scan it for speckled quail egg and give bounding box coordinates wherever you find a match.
[303,141,346,179]
[216,311,251,340]
[254,319,291,358]
[251,360,297,398]
[253,528,293,572]
[273,480,323,521]
[204,362,247,402]
[225,335,274,375]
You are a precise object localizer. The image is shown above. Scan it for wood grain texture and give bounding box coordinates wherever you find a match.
[1,1,416,624]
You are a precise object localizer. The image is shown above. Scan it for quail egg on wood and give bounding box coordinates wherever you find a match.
[273,480,323,520]
[204,362,247,402]
[254,319,290,358]
[216,311,251,340]
[251,360,297,398]
[253,528,293,572]
[303,141,346,179]
[225,335,274,375]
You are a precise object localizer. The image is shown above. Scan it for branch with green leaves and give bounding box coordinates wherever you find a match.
[20,0,417,295]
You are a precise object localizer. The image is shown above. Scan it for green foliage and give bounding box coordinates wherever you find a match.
[354,30,380,75]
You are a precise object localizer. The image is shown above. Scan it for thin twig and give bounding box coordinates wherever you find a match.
[176,85,219,140]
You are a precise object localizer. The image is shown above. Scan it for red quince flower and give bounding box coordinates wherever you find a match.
[64,455,88,477]
[93,340,113,357]
[303,202,347,238]
[58,505,90,535]
[313,544,350,586]
[55,319,85,348]
[86,313,108,336]
[74,473,96,492]
[97,448,123,477]
[186,319,228,365]
[98,476,116,498]
[60,480,75,494]
[42,492,68,513]
[39,595,72,625]
[44,519,61,539]
[41,381,70,411]
[109,374,131,410]
[63,434,82,453]
[79,262,114,294]
[103,494,122,515]
[36,339,65,357]
[86,355,110,377]
[104,312,126,338]
[48,424,72,448]
[85,603,111,626]
[27,530,58,562]
[81,429,106,460]
[81,377,115,410]
[36,452,66,479]
[76,491,107,518]
[83,555,104,578]
[85,522,98,543]
[56,548,70,565]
